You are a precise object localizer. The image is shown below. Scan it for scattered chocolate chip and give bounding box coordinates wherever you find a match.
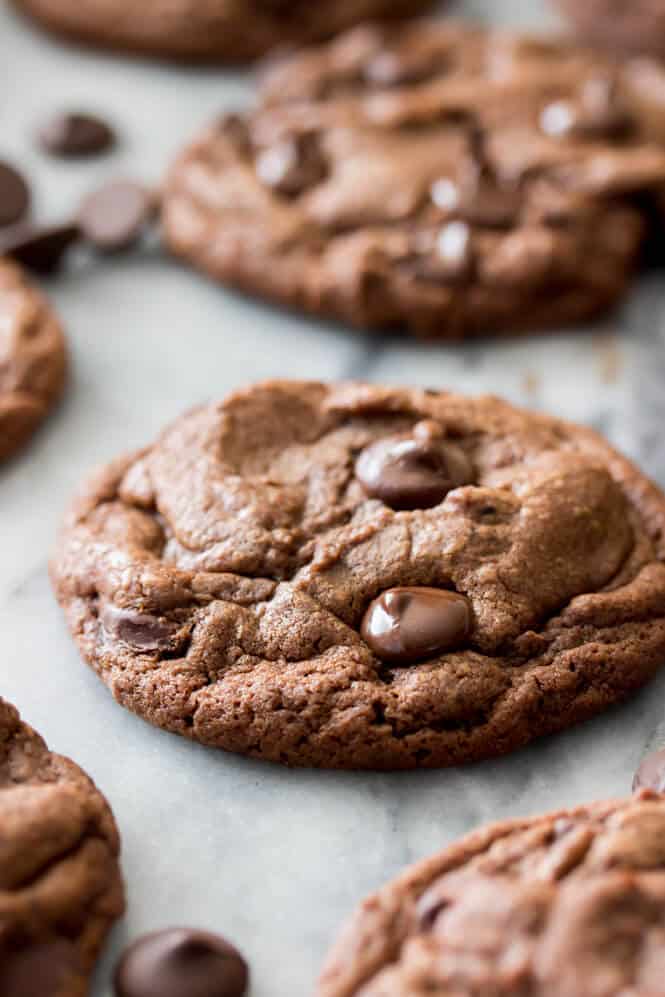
[361,587,471,664]
[356,420,473,510]
[101,604,181,652]
[0,222,80,274]
[78,180,155,252]
[0,161,30,227]
[431,168,521,230]
[633,748,665,794]
[255,133,327,197]
[37,111,116,158]
[114,928,249,997]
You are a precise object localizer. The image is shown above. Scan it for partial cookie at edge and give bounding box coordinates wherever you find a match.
[0,259,67,462]
[0,696,124,997]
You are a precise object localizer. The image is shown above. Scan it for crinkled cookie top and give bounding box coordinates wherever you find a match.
[52,381,665,767]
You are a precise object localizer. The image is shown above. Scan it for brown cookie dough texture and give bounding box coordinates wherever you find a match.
[11,0,434,62]
[318,791,665,997]
[51,380,665,769]
[164,22,665,339]
[0,697,124,997]
[0,260,66,462]
[555,0,665,61]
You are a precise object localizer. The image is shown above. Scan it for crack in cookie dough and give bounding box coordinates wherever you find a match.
[51,381,665,768]
[318,791,665,997]
[0,697,124,997]
[11,0,434,62]
[0,260,66,462]
[165,22,665,339]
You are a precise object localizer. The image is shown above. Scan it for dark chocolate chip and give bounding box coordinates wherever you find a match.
[356,420,473,510]
[37,111,115,158]
[114,928,249,997]
[79,180,155,252]
[633,748,665,794]
[101,604,181,652]
[255,133,327,197]
[0,221,80,274]
[431,169,521,230]
[364,49,443,88]
[361,587,471,664]
[540,79,633,142]
[0,161,30,227]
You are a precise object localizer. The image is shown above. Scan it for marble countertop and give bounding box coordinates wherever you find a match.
[3,1,665,994]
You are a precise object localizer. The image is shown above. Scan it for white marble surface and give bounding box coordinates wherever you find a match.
[2,1,665,994]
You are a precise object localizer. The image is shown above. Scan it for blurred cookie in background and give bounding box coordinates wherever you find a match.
[10,0,436,62]
[554,0,665,61]
[0,259,67,463]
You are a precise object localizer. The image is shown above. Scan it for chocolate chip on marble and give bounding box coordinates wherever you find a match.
[114,928,249,997]
[0,161,30,227]
[255,133,327,197]
[361,587,471,664]
[0,221,80,274]
[37,111,115,158]
[633,748,665,794]
[356,420,473,510]
[101,604,182,652]
[78,180,156,252]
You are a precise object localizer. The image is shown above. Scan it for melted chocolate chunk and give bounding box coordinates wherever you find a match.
[255,132,327,197]
[101,604,182,652]
[114,928,249,997]
[432,168,522,230]
[361,586,471,664]
[633,748,665,794]
[0,161,30,227]
[356,420,473,510]
[37,111,116,158]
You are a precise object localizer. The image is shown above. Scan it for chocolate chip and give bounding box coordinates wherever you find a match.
[37,111,115,158]
[540,79,633,142]
[0,222,80,274]
[356,420,473,510]
[114,928,249,997]
[0,161,30,227]
[431,168,521,230]
[633,748,665,794]
[364,49,443,88]
[255,133,327,197]
[361,587,471,664]
[101,604,181,652]
[79,180,155,252]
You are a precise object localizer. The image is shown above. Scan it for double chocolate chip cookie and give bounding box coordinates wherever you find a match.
[318,790,665,996]
[0,697,124,996]
[51,380,665,769]
[555,0,665,62]
[165,22,665,339]
[12,0,434,62]
[0,260,67,462]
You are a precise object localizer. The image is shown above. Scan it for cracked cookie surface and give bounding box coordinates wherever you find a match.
[51,380,665,768]
[0,697,124,997]
[165,21,665,339]
[0,259,66,462]
[11,0,433,62]
[318,791,665,996]
[52,381,665,768]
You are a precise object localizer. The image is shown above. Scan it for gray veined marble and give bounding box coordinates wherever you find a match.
[2,1,665,994]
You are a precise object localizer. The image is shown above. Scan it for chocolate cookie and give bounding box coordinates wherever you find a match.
[0,697,124,996]
[51,380,665,769]
[164,22,665,339]
[318,790,665,996]
[12,0,434,63]
[555,0,665,61]
[0,259,67,462]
